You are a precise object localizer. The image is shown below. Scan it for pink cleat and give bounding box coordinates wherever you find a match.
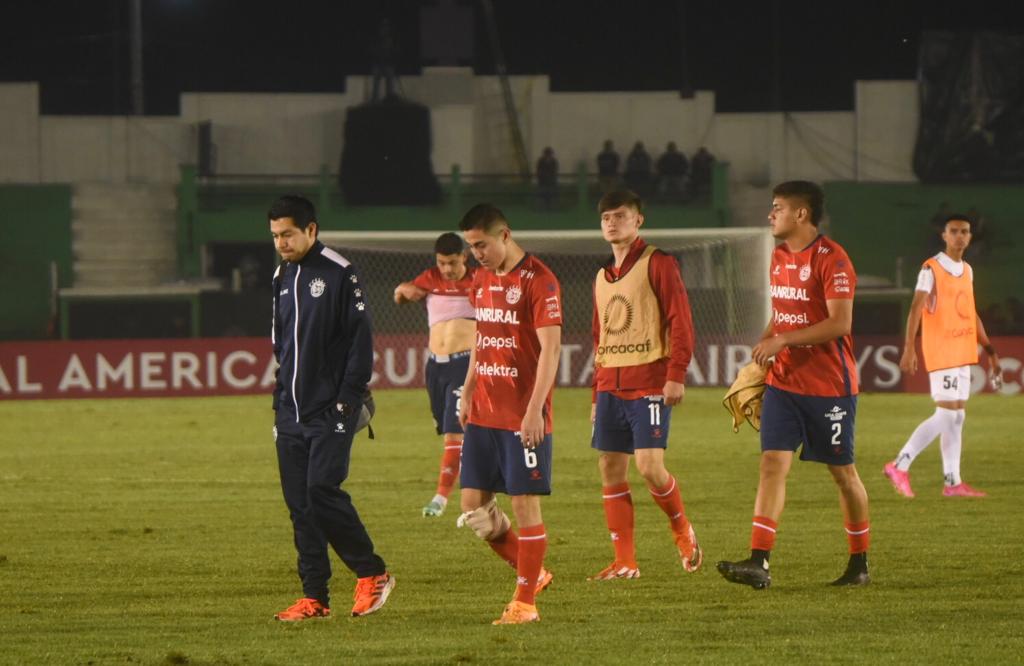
[883,462,915,498]
[943,482,987,497]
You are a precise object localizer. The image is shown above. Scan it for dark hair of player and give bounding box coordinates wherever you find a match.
[772,181,824,226]
[943,214,975,232]
[459,203,508,233]
[598,189,643,215]
[268,195,317,231]
[434,232,465,255]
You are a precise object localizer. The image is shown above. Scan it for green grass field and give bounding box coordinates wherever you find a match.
[1,388,1021,665]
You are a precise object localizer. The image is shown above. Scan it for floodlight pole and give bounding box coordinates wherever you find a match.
[130,0,144,115]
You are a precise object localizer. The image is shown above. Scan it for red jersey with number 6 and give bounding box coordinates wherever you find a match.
[468,254,562,433]
[767,234,858,397]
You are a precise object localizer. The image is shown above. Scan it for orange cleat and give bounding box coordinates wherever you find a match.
[588,562,641,580]
[274,597,330,622]
[535,568,554,594]
[351,573,395,617]
[675,524,703,573]
[492,600,540,625]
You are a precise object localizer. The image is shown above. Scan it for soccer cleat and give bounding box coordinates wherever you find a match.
[716,558,771,590]
[830,557,870,586]
[535,567,554,594]
[422,499,446,517]
[675,524,703,573]
[830,569,871,586]
[588,562,641,581]
[883,462,915,498]
[492,600,540,625]
[351,573,395,617]
[273,597,330,622]
[943,482,987,497]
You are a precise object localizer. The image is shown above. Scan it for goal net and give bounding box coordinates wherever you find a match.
[319,228,773,389]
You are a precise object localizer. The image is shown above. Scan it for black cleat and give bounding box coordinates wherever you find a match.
[716,558,771,590]
[830,568,870,586]
[831,553,870,586]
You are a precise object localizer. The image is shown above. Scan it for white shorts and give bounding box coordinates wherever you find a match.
[929,366,971,402]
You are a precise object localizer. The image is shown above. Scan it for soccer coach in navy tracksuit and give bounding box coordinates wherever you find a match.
[268,195,394,622]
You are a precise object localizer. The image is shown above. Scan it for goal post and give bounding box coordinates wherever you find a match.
[319,228,773,389]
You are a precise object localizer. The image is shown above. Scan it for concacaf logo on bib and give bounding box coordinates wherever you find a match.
[799,265,811,282]
[505,284,522,305]
[310,277,326,297]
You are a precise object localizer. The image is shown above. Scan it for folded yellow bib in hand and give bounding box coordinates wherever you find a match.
[722,362,768,433]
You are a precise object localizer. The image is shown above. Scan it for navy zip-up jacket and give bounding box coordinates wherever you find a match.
[272,240,373,423]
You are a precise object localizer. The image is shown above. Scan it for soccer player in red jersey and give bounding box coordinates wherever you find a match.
[717,181,871,589]
[394,232,477,517]
[456,204,562,625]
[589,189,702,580]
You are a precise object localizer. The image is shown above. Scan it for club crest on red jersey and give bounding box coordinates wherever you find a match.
[799,265,811,281]
[506,284,522,305]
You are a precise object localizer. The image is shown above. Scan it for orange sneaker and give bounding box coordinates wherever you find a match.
[273,597,330,622]
[492,600,540,625]
[535,568,554,594]
[675,524,703,573]
[351,573,395,617]
[588,562,641,580]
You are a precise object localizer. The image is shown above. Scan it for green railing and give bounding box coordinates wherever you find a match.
[177,162,732,279]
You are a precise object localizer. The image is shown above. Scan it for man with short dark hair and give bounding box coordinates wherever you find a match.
[624,142,652,194]
[269,195,394,621]
[536,147,559,209]
[597,140,621,192]
[456,203,562,625]
[589,189,702,581]
[394,232,477,516]
[656,142,688,199]
[717,181,871,589]
[884,215,1001,498]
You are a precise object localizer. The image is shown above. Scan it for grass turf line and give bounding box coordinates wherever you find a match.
[0,388,1021,664]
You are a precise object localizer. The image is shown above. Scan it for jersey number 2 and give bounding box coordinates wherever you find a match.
[831,422,842,446]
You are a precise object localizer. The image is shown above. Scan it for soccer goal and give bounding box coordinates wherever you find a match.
[319,228,773,388]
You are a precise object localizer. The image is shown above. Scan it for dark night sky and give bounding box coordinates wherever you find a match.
[2,0,1023,116]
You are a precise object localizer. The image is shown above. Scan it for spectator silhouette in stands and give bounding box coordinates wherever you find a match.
[980,303,1009,336]
[624,142,653,195]
[656,142,689,201]
[690,146,715,200]
[597,140,620,192]
[536,147,559,209]
[371,19,399,101]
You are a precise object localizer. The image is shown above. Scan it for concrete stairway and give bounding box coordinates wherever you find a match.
[71,183,178,288]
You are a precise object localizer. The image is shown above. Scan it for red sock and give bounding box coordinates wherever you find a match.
[845,521,870,554]
[602,483,636,567]
[514,523,547,606]
[649,475,690,535]
[750,515,778,551]
[487,527,519,568]
[435,437,462,498]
